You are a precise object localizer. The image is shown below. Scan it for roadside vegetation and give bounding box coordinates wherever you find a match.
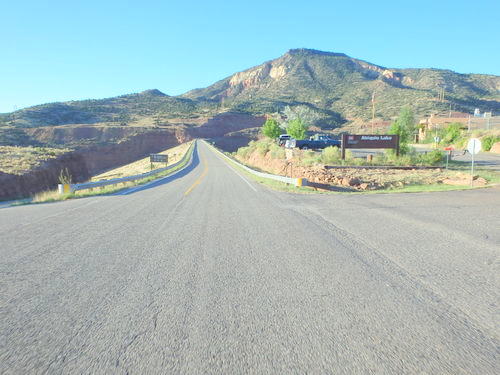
[231,105,500,193]
[0,146,71,175]
[28,142,194,204]
[420,122,500,151]
[227,144,499,194]
[387,106,414,154]
[236,138,444,168]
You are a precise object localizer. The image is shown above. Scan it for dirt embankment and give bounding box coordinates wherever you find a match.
[236,147,488,190]
[188,112,265,139]
[1,112,263,200]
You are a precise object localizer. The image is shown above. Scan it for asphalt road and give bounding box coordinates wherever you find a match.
[1,140,499,374]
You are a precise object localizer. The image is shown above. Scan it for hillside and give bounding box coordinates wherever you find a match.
[183,48,500,126]
[0,89,216,129]
[1,48,499,133]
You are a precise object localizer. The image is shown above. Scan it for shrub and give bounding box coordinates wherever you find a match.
[455,136,468,149]
[393,154,413,166]
[269,143,286,159]
[301,154,322,166]
[58,168,72,184]
[372,153,389,165]
[256,141,271,156]
[236,146,251,160]
[352,157,366,166]
[342,150,355,165]
[419,150,444,165]
[482,136,500,151]
[321,146,341,164]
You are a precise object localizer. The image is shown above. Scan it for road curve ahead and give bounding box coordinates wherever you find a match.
[1,140,499,374]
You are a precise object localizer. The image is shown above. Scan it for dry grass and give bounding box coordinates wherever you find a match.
[0,146,70,175]
[92,141,192,181]
[32,181,139,203]
[32,190,63,203]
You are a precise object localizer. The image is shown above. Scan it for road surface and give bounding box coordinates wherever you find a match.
[1,141,499,374]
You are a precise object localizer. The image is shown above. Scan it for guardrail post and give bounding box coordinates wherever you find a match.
[295,178,306,187]
[58,184,73,195]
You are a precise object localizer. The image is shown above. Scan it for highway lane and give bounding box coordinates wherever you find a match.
[1,140,499,374]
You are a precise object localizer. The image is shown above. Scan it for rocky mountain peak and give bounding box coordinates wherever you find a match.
[285,48,348,58]
[139,89,167,97]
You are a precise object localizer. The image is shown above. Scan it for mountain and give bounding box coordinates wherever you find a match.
[183,48,500,125]
[0,90,215,128]
[1,48,499,131]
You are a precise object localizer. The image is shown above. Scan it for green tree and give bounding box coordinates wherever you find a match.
[262,118,281,139]
[442,122,462,144]
[389,106,415,154]
[286,118,309,140]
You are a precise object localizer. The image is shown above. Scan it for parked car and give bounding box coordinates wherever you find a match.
[288,134,341,150]
[277,134,292,147]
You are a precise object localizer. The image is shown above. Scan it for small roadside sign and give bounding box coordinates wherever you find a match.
[467,138,481,155]
[150,153,168,170]
[150,154,168,163]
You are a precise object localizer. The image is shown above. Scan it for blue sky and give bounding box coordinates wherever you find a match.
[1,0,499,112]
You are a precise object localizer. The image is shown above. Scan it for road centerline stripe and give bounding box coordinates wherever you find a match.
[184,159,208,196]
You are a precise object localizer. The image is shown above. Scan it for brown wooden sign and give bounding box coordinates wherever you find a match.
[341,134,399,159]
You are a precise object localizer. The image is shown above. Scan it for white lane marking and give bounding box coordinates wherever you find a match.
[208,147,257,192]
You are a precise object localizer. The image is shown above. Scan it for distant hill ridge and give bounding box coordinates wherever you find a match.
[1,48,499,129]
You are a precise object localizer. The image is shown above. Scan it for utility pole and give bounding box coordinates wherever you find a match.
[371,91,375,133]
[438,87,445,103]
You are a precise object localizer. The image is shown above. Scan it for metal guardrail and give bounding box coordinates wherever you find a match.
[203,140,306,187]
[58,141,196,194]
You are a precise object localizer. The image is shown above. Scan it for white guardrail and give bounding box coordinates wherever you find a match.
[58,141,196,194]
[203,140,306,187]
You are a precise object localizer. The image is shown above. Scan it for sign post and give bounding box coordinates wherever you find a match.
[150,154,168,170]
[433,136,441,149]
[467,138,481,186]
[444,146,453,169]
